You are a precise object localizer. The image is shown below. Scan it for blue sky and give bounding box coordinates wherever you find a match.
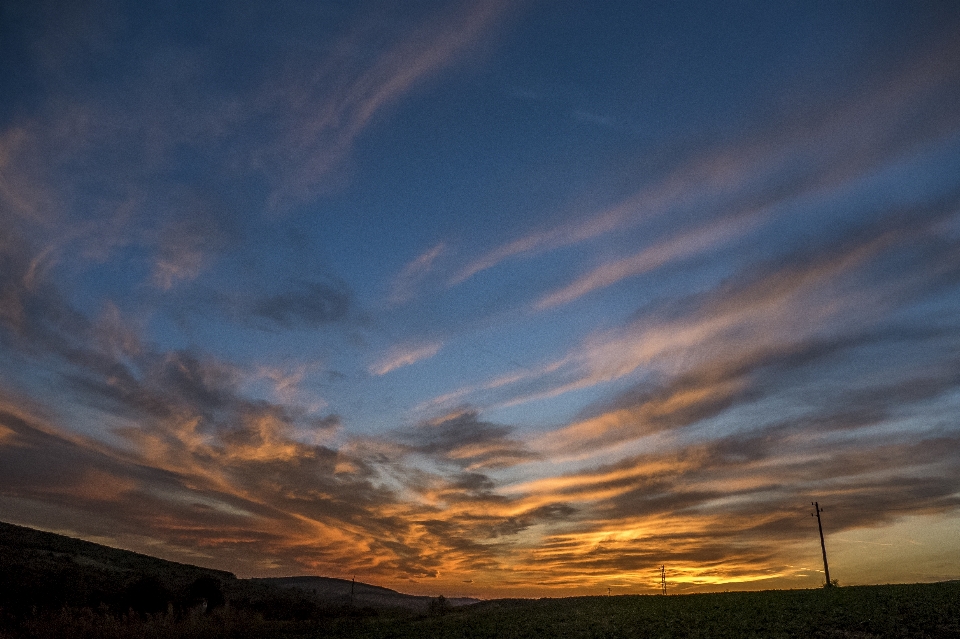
[1,0,960,596]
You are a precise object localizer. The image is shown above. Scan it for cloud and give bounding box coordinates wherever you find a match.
[0,0,520,300]
[0,265,537,586]
[0,127,51,223]
[0,225,92,358]
[0,399,268,549]
[575,201,960,389]
[389,242,446,305]
[496,418,960,590]
[450,189,663,286]
[2,2,959,596]
[398,409,540,471]
[249,280,352,330]
[150,200,233,290]
[533,209,765,310]
[369,341,443,376]
[260,0,517,207]
[0,361,458,581]
[2,260,959,593]
[451,29,960,290]
[466,196,960,419]
[252,364,325,408]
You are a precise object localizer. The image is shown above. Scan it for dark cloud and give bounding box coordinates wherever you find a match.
[3,189,959,589]
[60,349,243,425]
[486,503,578,538]
[399,409,541,470]
[576,323,960,451]
[551,420,960,549]
[0,282,546,583]
[250,280,352,329]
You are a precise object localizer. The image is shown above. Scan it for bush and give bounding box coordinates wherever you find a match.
[428,595,448,616]
[123,576,172,615]
[187,576,225,612]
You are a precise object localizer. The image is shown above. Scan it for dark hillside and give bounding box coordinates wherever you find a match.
[0,521,236,618]
[255,576,479,610]
[0,521,235,580]
[0,520,462,625]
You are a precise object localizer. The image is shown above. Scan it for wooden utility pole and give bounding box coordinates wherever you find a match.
[811,502,832,587]
[660,565,666,595]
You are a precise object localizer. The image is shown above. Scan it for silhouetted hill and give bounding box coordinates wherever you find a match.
[0,520,235,581]
[255,576,479,609]
[0,520,476,621]
[0,520,238,617]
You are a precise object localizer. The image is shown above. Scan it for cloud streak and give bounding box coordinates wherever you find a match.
[533,209,765,310]
[369,341,444,376]
[451,29,960,293]
[263,0,516,207]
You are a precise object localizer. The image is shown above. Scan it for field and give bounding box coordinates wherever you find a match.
[5,582,960,638]
[371,584,960,639]
[2,521,959,638]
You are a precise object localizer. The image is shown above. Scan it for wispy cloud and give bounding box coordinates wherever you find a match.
[264,0,516,207]
[524,202,960,452]
[389,242,446,305]
[451,30,960,292]
[533,209,765,310]
[0,0,519,297]
[150,206,230,290]
[2,224,959,593]
[369,341,444,376]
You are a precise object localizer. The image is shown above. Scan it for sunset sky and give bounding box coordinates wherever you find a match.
[2,0,960,598]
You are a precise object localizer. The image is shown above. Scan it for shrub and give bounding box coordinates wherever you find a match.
[428,595,448,616]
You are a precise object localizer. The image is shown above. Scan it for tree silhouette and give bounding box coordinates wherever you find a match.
[187,576,225,612]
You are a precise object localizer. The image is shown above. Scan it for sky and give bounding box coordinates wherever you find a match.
[1,0,960,598]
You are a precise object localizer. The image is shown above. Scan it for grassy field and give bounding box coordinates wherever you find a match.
[4,582,959,638]
[328,583,960,639]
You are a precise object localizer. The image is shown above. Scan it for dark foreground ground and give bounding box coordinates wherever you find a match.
[2,521,958,638]
[3,582,960,639]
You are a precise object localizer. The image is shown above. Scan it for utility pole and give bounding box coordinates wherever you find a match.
[660,565,666,595]
[811,502,832,587]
